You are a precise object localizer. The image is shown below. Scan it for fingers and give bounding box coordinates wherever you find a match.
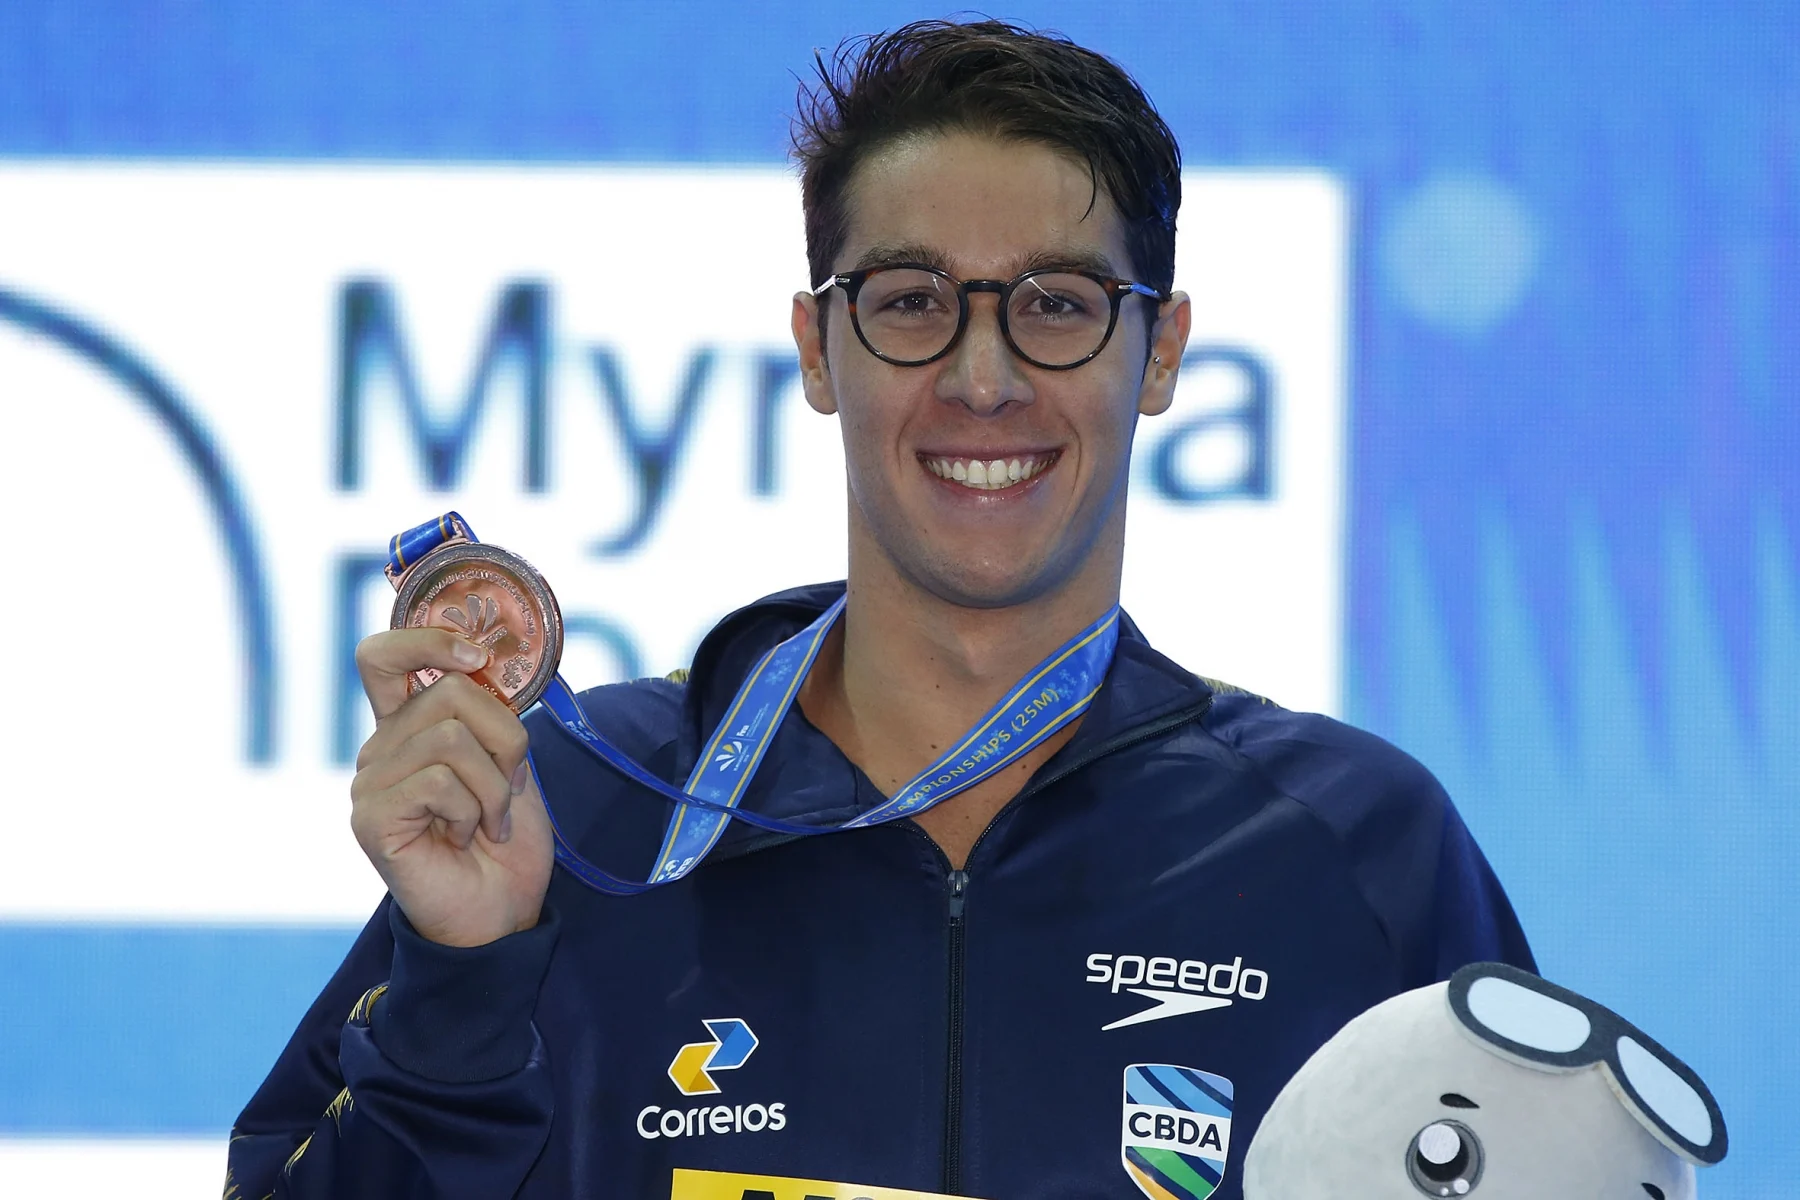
[359,717,514,843]
[360,671,531,772]
[354,672,533,847]
[352,761,486,854]
[356,628,490,721]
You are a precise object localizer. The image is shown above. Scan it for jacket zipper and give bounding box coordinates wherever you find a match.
[930,694,1213,1195]
[943,868,970,1194]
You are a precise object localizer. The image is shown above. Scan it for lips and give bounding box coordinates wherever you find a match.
[920,451,1061,491]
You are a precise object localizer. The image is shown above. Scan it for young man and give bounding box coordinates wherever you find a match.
[229,21,1532,1200]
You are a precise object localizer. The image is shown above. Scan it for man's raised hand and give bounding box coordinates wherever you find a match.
[350,628,554,948]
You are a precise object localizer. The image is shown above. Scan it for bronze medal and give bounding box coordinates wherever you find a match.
[389,539,563,713]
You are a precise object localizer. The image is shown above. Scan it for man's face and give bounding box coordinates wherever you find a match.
[793,131,1190,611]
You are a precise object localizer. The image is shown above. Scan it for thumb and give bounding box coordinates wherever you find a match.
[355,627,491,721]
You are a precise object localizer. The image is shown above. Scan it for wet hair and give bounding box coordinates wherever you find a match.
[792,19,1181,323]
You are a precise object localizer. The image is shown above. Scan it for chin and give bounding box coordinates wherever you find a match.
[852,480,1118,612]
[904,552,1066,611]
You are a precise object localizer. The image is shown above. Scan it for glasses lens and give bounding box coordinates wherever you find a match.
[1615,1035,1715,1150]
[1007,273,1114,366]
[854,268,962,363]
[1464,975,1592,1053]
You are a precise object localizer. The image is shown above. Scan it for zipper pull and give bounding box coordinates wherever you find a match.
[947,869,969,921]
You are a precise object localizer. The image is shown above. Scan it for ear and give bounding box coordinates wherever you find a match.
[1136,291,1192,417]
[792,292,838,416]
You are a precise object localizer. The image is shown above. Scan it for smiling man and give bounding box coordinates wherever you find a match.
[229,21,1533,1200]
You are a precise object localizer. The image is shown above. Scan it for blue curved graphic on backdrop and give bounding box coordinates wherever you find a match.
[0,287,277,762]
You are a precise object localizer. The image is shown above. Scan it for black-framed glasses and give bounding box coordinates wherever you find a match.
[811,263,1169,370]
[1447,962,1727,1166]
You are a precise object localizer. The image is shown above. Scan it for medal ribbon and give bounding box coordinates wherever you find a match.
[385,513,1120,896]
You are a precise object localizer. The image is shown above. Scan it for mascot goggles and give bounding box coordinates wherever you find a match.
[1446,963,1726,1166]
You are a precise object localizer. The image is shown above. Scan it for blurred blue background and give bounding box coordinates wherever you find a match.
[1,2,1793,1195]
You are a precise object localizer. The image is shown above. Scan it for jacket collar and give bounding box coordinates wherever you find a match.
[673,581,1214,853]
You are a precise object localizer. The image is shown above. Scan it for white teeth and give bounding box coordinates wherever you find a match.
[926,453,1056,490]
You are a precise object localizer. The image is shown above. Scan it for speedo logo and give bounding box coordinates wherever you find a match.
[639,1018,788,1141]
[1087,953,1271,1031]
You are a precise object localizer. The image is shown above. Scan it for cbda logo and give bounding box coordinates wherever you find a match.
[1121,1063,1234,1200]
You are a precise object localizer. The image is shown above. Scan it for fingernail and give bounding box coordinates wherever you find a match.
[510,762,529,795]
[498,810,513,843]
[452,640,486,668]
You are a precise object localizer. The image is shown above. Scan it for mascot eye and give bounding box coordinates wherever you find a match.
[1407,1120,1484,1196]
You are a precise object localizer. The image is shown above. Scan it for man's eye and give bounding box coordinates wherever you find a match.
[1019,292,1089,318]
[884,291,947,314]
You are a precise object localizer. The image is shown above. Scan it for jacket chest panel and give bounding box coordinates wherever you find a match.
[529,839,958,1193]
[940,791,1400,1197]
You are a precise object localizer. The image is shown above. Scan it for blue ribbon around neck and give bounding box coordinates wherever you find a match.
[386,513,1120,896]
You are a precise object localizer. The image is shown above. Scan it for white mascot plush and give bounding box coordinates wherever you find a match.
[1244,962,1726,1199]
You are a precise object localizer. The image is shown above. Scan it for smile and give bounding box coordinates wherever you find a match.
[920,451,1061,492]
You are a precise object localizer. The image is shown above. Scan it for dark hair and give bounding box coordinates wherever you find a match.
[793,20,1181,310]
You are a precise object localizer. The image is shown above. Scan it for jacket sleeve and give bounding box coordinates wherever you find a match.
[1300,727,1537,986]
[226,897,560,1200]
[1313,737,1537,987]
[1206,698,1536,989]
[1425,799,1536,981]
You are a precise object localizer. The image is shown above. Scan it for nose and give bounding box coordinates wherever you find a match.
[933,293,1035,416]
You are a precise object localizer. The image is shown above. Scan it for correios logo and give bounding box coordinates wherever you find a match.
[638,1018,788,1141]
[1087,952,1271,1031]
[669,1018,758,1095]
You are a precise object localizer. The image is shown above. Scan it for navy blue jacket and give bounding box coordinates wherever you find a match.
[229,582,1533,1200]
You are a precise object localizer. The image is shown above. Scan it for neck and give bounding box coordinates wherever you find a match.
[798,538,1121,795]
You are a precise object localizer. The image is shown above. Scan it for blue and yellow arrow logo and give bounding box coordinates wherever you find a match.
[668,1018,759,1096]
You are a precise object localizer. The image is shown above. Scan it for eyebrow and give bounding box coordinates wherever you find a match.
[849,242,1123,279]
[852,242,953,272]
[1439,1093,1480,1109]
